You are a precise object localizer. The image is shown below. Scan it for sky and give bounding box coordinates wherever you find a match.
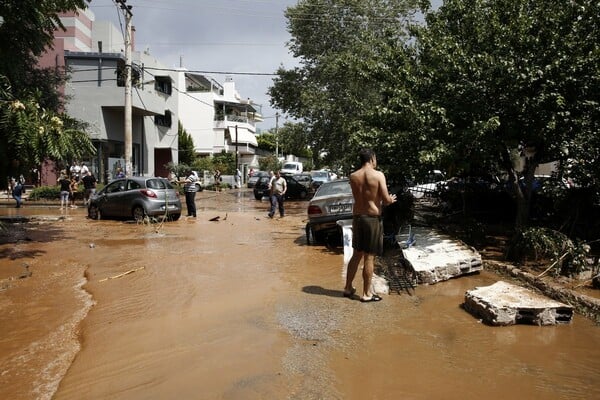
[88,0,300,132]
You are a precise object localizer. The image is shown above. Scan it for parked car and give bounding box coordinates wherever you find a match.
[310,170,335,190]
[253,174,312,200]
[247,171,269,188]
[87,177,182,221]
[306,179,354,243]
[408,170,446,199]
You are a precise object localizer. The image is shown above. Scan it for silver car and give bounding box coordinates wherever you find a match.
[88,177,182,221]
[306,179,353,243]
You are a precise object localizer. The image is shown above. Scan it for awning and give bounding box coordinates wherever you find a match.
[226,127,257,147]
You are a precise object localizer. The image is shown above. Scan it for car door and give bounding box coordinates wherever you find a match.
[96,180,123,217]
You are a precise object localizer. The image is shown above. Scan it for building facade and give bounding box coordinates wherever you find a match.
[176,71,263,173]
[39,10,179,184]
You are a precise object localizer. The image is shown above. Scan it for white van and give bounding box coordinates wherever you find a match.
[281,161,303,175]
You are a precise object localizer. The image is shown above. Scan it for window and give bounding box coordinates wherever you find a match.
[154,110,172,127]
[155,76,172,95]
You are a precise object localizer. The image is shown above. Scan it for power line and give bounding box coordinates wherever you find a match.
[141,65,277,77]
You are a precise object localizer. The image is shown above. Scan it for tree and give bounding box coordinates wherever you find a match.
[416,0,600,228]
[277,122,312,159]
[178,121,195,166]
[269,0,425,179]
[256,131,277,152]
[0,78,95,176]
[0,0,94,183]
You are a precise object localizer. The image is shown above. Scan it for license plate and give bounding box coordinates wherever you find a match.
[329,203,352,213]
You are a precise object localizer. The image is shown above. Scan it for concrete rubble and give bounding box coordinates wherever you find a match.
[464,281,574,326]
[399,226,483,284]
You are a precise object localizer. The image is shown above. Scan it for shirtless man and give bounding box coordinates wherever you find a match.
[344,148,397,302]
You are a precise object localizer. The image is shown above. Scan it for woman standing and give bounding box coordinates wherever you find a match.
[58,171,71,210]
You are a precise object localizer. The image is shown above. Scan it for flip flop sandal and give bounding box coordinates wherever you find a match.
[360,294,382,303]
[343,287,356,298]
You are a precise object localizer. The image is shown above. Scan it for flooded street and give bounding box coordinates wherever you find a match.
[1,189,599,399]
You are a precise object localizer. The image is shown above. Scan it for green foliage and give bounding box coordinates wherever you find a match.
[277,122,312,159]
[212,151,235,174]
[256,131,276,152]
[258,155,281,173]
[270,0,424,178]
[417,0,600,226]
[191,157,215,176]
[28,185,61,200]
[509,227,591,276]
[0,1,95,183]
[178,121,195,166]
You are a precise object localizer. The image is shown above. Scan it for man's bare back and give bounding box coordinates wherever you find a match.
[350,155,396,216]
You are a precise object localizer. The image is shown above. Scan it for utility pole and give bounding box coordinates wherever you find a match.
[117,0,133,177]
[275,112,279,159]
[235,125,239,170]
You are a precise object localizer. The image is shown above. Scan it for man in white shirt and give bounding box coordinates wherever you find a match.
[268,171,287,218]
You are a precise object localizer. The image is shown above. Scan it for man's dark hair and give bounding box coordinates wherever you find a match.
[359,148,375,165]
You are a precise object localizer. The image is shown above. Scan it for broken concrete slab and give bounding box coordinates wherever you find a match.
[464,281,574,326]
[400,226,482,284]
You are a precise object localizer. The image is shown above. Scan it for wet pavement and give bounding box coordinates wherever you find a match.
[0,189,599,400]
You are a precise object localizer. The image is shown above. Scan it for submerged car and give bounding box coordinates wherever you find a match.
[88,177,182,221]
[306,179,354,243]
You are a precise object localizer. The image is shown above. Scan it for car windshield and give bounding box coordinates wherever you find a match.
[311,171,328,179]
[315,181,351,197]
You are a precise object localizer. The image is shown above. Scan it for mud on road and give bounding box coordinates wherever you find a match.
[1,189,599,400]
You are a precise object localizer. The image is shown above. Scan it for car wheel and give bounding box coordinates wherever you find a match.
[299,189,308,199]
[88,205,100,220]
[132,206,146,222]
[169,213,181,221]
[254,193,262,200]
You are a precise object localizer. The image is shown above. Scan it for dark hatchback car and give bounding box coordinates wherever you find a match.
[247,171,269,188]
[88,177,182,221]
[253,174,312,200]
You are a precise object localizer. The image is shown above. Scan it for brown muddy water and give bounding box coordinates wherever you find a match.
[0,189,599,400]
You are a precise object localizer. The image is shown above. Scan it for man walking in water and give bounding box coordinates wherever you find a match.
[344,148,397,302]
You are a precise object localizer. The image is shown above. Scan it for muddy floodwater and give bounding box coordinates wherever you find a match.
[1,189,599,400]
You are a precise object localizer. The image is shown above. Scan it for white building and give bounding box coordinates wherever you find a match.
[176,71,262,172]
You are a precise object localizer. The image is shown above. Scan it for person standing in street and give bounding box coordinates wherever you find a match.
[268,170,287,218]
[58,171,71,210]
[184,169,198,217]
[343,148,397,303]
[69,174,79,208]
[81,170,97,206]
[235,168,242,189]
[10,178,24,208]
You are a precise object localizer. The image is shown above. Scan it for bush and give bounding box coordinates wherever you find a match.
[28,185,61,200]
[508,227,591,277]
